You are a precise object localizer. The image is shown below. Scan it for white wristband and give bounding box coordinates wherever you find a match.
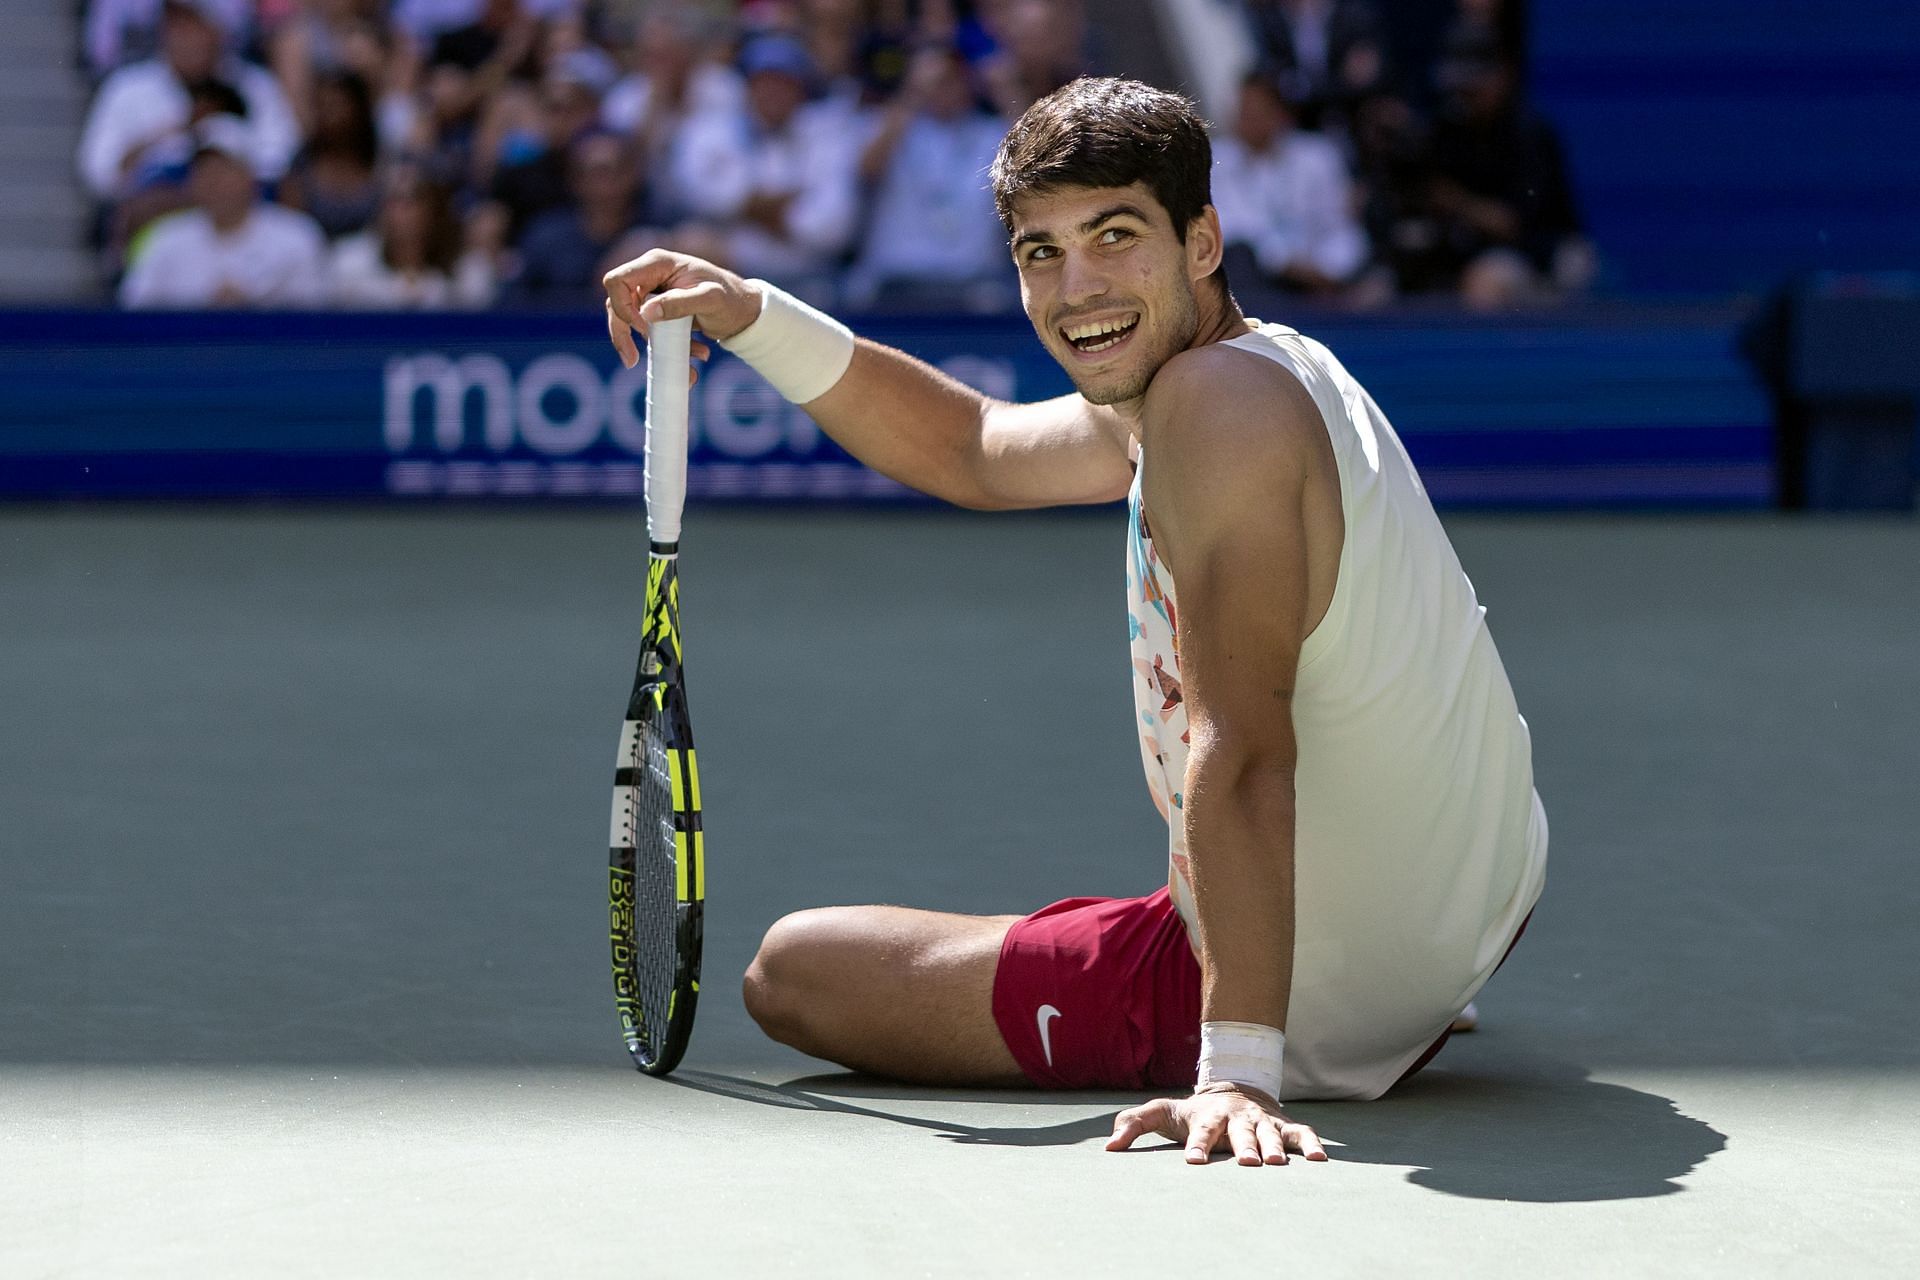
[1196,1021,1285,1102]
[715,279,856,405]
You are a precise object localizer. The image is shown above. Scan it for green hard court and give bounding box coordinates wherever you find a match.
[3,506,1917,1276]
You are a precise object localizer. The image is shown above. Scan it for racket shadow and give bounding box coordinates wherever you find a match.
[667,1069,1131,1147]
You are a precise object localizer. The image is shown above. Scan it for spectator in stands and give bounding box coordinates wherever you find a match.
[1212,72,1368,298]
[328,166,497,306]
[976,0,1090,119]
[794,0,874,124]
[85,0,252,81]
[1427,33,1591,308]
[537,11,622,89]
[402,58,475,190]
[1242,0,1388,131]
[260,2,427,154]
[423,0,542,135]
[506,130,647,302]
[104,74,249,264]
[845,43,1011,311]
[668,34,860,294]
[79,0,301,204]
[1443,0,1526,80]
[120,115,328,307]
[1347,87,1445,297]
[602,2,743,217]
[484,63,608,242]
[278,72,384,239]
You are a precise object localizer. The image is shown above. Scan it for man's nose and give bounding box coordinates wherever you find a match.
[1058,249,1109,308]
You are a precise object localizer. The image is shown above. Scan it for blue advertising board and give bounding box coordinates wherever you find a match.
[0,306,1773,507]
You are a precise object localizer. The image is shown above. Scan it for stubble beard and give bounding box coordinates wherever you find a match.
[1064,283,1200,407]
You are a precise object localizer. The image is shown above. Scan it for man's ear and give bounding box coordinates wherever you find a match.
[1187,205,1225,283]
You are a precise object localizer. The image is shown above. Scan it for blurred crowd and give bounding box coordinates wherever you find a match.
[79,0,1589,312]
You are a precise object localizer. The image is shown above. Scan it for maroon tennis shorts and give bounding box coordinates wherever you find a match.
[989,887,1531,1091]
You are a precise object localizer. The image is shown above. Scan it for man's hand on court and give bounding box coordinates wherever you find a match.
[602,249,763,372]
[1106,1084,1328,1166]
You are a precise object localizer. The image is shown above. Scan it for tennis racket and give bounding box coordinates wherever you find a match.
[608,314,704,1075]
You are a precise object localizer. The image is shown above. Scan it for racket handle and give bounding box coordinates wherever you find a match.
[644,316,694,547]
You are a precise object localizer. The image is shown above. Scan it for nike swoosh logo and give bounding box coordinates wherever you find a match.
[1036,1004,1062,1068]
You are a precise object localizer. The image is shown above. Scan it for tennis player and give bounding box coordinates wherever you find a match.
[603,77,1547,1168]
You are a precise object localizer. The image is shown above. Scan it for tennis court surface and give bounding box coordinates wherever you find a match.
[4,507,1917,1276]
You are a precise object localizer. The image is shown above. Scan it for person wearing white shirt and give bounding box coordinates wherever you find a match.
[667,35,859,290]
[121,115,328,308]
[328,168,497,308]
[78,0,301,202]
[601,4,742,220]
[846,45,1011,311]
[84,0,252,79]
[1211,72,1369,295]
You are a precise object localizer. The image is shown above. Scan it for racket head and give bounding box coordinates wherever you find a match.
[608,550,704,1074]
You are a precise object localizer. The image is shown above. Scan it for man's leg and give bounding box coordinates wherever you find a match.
[742,906,1030,1086]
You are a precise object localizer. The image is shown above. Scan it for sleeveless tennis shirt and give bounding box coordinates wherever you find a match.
[1125,320,1549,1101]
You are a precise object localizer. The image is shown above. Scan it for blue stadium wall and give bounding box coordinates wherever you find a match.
[1532,1,1920,294]
[0,307,1771,508]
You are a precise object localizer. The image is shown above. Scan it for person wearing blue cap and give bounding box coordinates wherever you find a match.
[665,32,861,295]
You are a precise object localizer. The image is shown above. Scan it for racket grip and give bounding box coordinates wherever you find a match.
[644,316,694,547]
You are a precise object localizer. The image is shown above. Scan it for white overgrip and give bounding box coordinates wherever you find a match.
[643,315,694,546]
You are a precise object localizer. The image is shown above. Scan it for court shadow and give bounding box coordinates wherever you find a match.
[1286,1055,1727,1202]
[675,1054,1726,1201]
[668,1069,1127,1147]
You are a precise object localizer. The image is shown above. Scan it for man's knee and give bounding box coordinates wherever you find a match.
[742,907,849,1047]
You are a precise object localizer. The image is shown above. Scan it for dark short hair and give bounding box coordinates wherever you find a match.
[990,77,1214,242]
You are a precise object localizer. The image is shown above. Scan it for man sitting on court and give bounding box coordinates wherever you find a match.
[603,77,1547,1168]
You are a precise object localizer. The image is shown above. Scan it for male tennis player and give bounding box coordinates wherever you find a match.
[603,77,1547,1168]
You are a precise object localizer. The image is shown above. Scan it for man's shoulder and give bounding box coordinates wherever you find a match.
[1137,336,1334,553]
[1143,334,1322,458]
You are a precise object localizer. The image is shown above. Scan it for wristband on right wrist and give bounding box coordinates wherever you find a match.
[715,279,856,405]
[1196,1020,1286,1102]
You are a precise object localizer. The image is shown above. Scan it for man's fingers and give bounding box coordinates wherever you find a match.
[1185,1113,1226,1164]
[605,299,638,368]
[1105,1101,1175,1152]
[602,247,679,311]
[1105,1111,1148,1152]
[1285,1121,1328,1161]
[1257,1116,1289,1166]
[638,279,730,327]
[1229,1115,1263,1167]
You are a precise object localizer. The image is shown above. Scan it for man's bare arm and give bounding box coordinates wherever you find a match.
[1106,345,1329,1167]
[1140,345,1318,1037]
[603,250,1132,510]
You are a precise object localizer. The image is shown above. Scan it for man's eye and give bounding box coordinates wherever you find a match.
[1099,228,1133,245]
[1025,245,1058,263]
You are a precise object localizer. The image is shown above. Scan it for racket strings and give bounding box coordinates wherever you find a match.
[623,720,683,1060]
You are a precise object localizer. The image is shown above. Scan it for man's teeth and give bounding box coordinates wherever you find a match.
[1065,316,1138,351]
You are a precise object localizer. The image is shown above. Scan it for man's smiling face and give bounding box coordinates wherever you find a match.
[1010,181,1207,407]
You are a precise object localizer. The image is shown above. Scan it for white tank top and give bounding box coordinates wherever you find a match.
[1126,321,1549,1101]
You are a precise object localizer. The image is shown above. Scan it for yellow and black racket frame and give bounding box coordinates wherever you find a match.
[608,543,704,1075]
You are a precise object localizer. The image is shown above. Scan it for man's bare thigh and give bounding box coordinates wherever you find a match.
[742,905,1029,1086]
